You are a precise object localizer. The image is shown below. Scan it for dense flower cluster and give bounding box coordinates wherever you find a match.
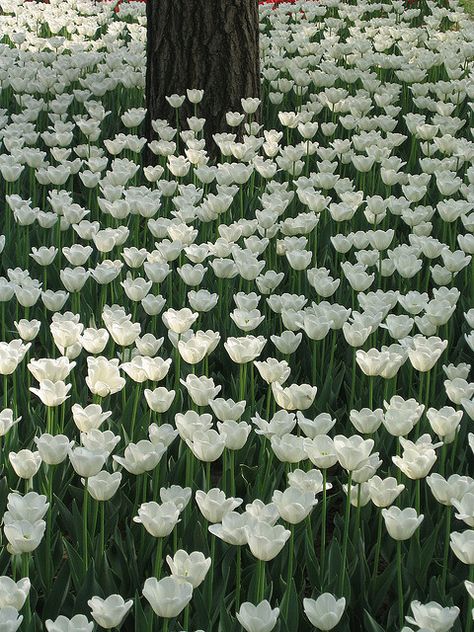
[0,0,472,630]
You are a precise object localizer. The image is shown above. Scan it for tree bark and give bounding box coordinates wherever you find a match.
[145,0,260,161]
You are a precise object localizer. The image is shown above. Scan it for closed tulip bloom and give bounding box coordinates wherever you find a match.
[392,446,437,480]
[9,450,42,479]
[334,435,374,471]
[271,331,302,355]
[303,593,346,630]
[3,519,46,554]
[133,501,180,537]
[217,420,251,450]
[270,434,306,463]
[252,410,296,438]
[88,595,133,629]
[0,577,30,610]
[297,412,335,439]
[405,600,459,632]
[426,406,463,443]
[29,380,71,407]
[271,382,317,411]
[254,358,291,385]
[6,492,49,522]
[426,473,474,506]
[27,357,75,382]
[144,387,175,413]
[382,506,424,540]
[304,435,338,469]
[0,607,23,632]
[34,434,72,465]
[142,576,192,618]
[160,486,192,512]
[175,411,213,442]
[113,440,166,475]
[195,488,242,523]
[287,469,331,495]
[162,308,198,334]
[236,600,280,632]
[224,336,267,364]
[71,404,112,432]
[244,520,291,561]
[367,476,405,507]
[208,511,250,545]
[210,398,246,422]
[187,429,225,462]
[45,614,94,632]
[452,494,474,527]
[181,374,221,406]
[450,530,474,564]
[69,446,105,478]
[383,396,424,437]
[272,487,317,524]
[86,357,126,397]
[83,471,122,501]
[350,408,383,434]
[149,424,178,449]
[0,410,21,437]
[406,335,447,372]
[166,550,211,588]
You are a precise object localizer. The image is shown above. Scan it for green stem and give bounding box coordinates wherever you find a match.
[256,558,265,602]
[397,541,404,628]
[320,469,327,585]
[22,554,31,627]
[467,565,474,632]
[339,471,352,596]
[441,506,451,596]
[83,482,89,573]
[372,510,383,580]
[154,537,163,579]
[229,450,236,497]
[99,502,105,562]
[284,524,295,616]
[235,545,242,609]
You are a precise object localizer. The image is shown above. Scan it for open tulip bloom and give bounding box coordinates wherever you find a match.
[0,0,474,630]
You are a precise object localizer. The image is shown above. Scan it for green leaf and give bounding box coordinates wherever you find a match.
[41,561,71,621]
[363,609,386,632]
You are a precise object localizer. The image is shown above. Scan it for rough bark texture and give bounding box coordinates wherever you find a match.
[145,0,260,161]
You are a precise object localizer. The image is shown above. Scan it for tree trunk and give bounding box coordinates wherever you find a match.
[145,0,260,161]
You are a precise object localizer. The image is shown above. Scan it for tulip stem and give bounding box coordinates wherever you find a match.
[368,376,374,410]
[256,559,265,602]
[415,479,421,547]
[229,450,236,497]
[339,471,352,596]
[239,362,247,403]
[130,382,140,441]
[467,565,474,632]
[235,545,242,609]
[440,505,452,597]
[372,510,383,580]
[83,481,89,572]
[284,524,295,617]
[397,541,403,628]
[183,604,190,630]
[154,537,163,579]
[22,554,31,627]
[320,469,327,586]
[205,461,211,492]
[162,617,169,632]
[99,501,105,562]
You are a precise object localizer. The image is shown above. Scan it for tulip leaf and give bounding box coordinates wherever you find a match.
[41,560,71,620]
[363,609,386,632]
